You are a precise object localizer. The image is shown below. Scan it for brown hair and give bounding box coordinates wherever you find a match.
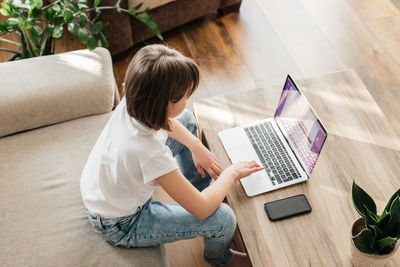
[124,44,199,131]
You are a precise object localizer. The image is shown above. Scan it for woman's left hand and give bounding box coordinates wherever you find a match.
[191,142,223,179]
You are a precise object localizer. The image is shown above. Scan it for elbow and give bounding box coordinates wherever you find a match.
[190,206,210,220]
[190,192,221,220]
[191,197,214,220]
[195,213,209,221]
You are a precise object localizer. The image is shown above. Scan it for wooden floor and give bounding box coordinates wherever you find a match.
[2,0,400,266]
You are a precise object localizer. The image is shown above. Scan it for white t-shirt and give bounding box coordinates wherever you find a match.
[80,98,178,218]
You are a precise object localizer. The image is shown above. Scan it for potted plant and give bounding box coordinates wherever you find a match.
[351,180,400,267]
[0,0,162,60]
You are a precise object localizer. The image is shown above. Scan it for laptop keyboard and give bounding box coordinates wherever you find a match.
[244,121,301,186]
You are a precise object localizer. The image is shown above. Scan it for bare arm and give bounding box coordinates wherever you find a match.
[166,118,201,152]
[157,161,263,220]
[167,118,223,179]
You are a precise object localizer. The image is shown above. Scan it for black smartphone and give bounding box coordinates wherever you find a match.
[264,194,312,221]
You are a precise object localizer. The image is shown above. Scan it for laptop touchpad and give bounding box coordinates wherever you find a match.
[228,146,261,165]
[219,127,250,149]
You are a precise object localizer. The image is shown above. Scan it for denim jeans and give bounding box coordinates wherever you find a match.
[87,110,236,266]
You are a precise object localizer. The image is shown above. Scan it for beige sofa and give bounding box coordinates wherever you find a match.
[0,48,169,266]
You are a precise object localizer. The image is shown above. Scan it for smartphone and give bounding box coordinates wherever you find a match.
[264,194,312,221]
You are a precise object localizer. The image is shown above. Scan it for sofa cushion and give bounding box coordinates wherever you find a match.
[0,47,116,138]
[0,114,169,266]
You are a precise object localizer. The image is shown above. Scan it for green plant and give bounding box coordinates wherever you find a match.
[0,0,162,59]
[352,180,400,255]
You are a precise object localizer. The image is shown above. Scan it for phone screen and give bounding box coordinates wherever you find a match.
[264,194,312,221]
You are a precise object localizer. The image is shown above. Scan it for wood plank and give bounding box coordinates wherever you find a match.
[255,0,347,78]
[220,0,303,88]
[180,16,257,96]
[345,0,399,22]
[194,70,400,267]
[366,15,400,70]
[301,0,400,138]
[164,237,208,267]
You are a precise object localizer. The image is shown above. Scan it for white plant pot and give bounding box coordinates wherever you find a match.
[350,218,399,267]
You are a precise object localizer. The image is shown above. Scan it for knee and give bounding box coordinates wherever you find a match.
[177,110,198,136]
[212,203,236,237]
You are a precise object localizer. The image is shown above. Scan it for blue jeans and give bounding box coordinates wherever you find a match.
[87,110,236,266]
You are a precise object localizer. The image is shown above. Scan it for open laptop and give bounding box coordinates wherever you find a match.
[219,75,327,197]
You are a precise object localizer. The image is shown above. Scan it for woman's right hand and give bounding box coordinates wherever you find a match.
[223,161,264,180]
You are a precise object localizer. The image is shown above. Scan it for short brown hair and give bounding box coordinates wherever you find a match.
[124,44,199,131]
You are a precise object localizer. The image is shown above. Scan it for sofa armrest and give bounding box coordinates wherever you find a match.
[0,47,116,138]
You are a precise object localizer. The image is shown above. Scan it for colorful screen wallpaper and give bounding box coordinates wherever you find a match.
[275,78,326,173]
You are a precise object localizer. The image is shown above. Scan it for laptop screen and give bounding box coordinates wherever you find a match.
[274,75,327,175]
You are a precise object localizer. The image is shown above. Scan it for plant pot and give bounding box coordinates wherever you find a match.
[350,218,399,267]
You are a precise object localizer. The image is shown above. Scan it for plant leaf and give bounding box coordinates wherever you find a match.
[352,181,377,219]
[129,2,143,15]
[136,11,163,40]
[78,3,88,9]
[7,18,19,26]
[68,22,79,35]
[52,3,61,12]
[54,15,64,26]
[11,0,30,9]
[0,2,10,16]
[134,2,143,11]
[35,0,43,9]
[65,0,80,12]
[352,228,378,254]
[86,36,97,50]
[378,212,390,229]
[376,237,398,251]
[64,9,73,22]
[77,27,89,43]
[31,25,42,44]
[23,19,33,30]
[44,24,54,35]
[0,9,9,16]
[29,6,41,18]
[52,25,63,39]
[44,8,57,20]
[0,22,8,32]
[78,13,88,27]
[99,32,108,47]
[381,196,400,238]
[382,188,400,218]
[94,0,100,8]
[365,205,379,224]
[91,21,103,34]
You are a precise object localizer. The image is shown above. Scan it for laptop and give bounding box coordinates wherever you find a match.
[218,75,327,197]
